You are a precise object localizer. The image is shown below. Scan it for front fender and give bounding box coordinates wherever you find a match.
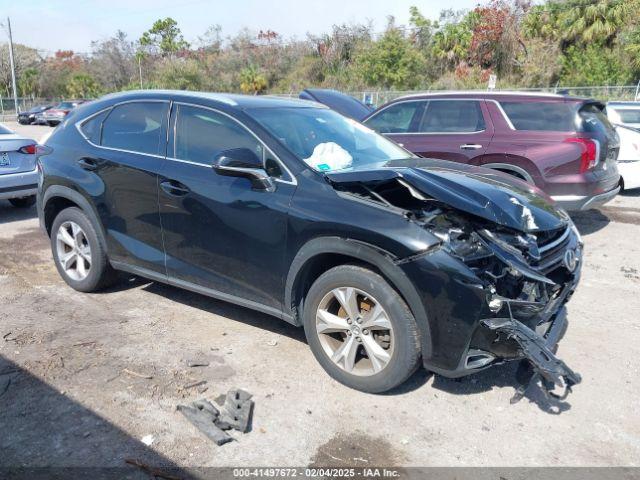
[285,236,433,359]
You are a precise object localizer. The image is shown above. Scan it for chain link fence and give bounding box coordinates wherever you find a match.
[0,97,61,122]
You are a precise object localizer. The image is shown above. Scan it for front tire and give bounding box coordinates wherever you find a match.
[9,196,36,208]
[303,265,421,393]
[51,207,117,292]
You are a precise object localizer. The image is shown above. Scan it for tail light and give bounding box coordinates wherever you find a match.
[565,137,599,173]
[18,144,37,155]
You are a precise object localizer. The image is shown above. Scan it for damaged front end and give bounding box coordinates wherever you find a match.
[327,164,584,401]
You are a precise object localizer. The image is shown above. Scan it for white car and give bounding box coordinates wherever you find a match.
[613,124,640,191]
[607,101,640,130]
[0,123,39,207]
[606,102,640,191]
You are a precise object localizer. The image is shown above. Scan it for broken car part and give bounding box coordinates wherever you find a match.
[483,315,582,401]
[177,389,254,445]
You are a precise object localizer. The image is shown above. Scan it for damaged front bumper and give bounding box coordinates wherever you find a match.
[483,308,581,403]
[397,220,583,401]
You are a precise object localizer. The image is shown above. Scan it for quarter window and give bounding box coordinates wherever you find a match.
[364,101,423,133]
[418,100,485,133]
[500,101,576,131]
[101,102,166,155]
[80,109,110,145]
[174,105,264,166]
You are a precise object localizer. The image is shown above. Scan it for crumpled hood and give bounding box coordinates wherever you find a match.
[326,158,569,233]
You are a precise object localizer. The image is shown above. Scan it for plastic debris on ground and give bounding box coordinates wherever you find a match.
[177,389,254,446]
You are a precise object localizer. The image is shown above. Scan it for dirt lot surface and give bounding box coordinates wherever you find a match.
[1,122,639,470]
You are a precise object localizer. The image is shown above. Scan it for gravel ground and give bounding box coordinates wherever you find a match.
[1,122,639,470]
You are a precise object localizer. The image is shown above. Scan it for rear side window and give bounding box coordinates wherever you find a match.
[418,100,485,133]
[174,105,263,166]
[364,101,423,133]
[101,102,167,155]
[500,101,576,131]
[80,109,110,145]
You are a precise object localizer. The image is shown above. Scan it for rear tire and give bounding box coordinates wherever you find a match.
[9,196,36,208]
[303,265,421,393]
[51,207,117,292]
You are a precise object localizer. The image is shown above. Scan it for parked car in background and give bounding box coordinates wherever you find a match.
[38,90,583,396]
[611,124,640,191]
[0,123,39,208]
[606,101,640,130]
[42,100,86,126]
[312,91,621,211]
[18,105,54,125]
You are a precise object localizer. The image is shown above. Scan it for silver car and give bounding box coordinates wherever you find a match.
[0,124,39,208]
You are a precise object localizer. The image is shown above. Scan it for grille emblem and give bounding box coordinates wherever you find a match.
[564,249,578,272]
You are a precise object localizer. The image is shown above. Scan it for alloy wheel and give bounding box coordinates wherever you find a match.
[315,287,394,376]
[55,221,92,281]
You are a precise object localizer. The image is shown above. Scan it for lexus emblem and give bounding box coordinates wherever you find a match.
[564,249,578,272]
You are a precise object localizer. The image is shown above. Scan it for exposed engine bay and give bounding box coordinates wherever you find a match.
[329,171,583,402]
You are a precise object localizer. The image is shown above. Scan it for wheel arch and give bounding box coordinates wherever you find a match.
[42,185,108,250]
[480,161,536,184]
[285,236,432,356]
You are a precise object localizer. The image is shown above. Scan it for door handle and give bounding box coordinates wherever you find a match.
[77,157,102,171]
[459,144,483,150]
[160,180,190,197]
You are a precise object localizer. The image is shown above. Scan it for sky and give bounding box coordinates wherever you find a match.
[1,0,480,55]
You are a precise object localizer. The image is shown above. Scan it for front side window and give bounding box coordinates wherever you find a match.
[364,101,423,133]
[173,105,264,166]
[418,100,485,133]
[248,107,411,172]
[101,102,166,155]
[500,101,577,132]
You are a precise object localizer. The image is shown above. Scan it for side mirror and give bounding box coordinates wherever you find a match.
[212,148,275,192]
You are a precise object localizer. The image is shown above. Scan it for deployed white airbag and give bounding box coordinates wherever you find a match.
[303,142,353,172]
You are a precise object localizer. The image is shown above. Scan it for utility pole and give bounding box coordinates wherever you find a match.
[6,17,19,118]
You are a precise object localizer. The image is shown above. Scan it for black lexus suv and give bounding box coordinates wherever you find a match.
[37,90,583,396]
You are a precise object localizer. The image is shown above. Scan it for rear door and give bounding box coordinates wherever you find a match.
[77,100,169,274]
[365,99,494,164]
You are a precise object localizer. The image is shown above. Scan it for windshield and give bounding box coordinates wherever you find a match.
[58,102,76,109]
[247,107,411,172]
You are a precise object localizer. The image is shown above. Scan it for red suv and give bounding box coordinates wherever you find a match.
[359,92,620,211]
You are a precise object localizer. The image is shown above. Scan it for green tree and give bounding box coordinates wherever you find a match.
[409,6,436,48]
[140,18,189,57]
[524,0,637,47]
[239,65,268,94]
[66,73,101,98]
[431,11,476,72]
[18,67,40,97]
[560,44,633,86]
[356,25,425,89]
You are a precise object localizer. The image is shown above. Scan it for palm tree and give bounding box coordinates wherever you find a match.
[559,0,636,46]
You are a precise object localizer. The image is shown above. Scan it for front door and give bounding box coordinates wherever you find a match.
[158,103,296,311]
